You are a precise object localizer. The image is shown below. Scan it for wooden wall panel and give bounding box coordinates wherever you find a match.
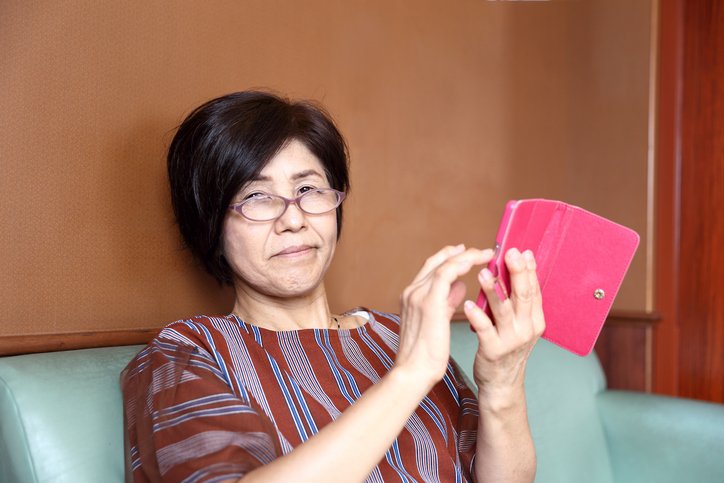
[595,312,659,392]
[654,0,724,404]
[595,325,649,391]
[677,0,724,403]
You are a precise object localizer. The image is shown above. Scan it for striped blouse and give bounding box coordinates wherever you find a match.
[121,309,480,482]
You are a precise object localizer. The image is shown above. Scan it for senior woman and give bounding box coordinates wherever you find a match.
[121,91,545,483]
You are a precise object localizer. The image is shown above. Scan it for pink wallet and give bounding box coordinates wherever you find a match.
[475,199,640,356]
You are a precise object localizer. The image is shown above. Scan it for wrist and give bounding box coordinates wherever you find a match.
[477,384,527,414]
[388,364,437,398]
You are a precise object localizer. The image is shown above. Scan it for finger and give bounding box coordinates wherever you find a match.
[478,266,515,334]
[412,244,466,285]
[437,248,496,282]
[416,246,495,287]
[523,251,546,336]
[507,248,534,320]
[463,299,497,343]
[427,248,495,300]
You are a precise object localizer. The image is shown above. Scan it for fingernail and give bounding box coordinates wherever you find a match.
[481,268,494,281]
[454,243,465,252]
[509,248,521,260]
[464,300,475,311]
[482,248,494,257]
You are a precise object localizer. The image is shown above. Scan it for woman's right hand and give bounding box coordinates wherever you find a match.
[394,244,495,389]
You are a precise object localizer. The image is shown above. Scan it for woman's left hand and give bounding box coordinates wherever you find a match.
[463,248,546,411]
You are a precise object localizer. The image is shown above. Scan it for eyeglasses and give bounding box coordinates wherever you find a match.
[229,188,346,222]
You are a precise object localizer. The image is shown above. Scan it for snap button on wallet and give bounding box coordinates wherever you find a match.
[475,199,640,356]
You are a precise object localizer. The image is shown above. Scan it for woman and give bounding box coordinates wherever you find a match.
[122,91,545,482]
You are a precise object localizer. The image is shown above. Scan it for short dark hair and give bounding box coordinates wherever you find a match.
[167,91,350,285]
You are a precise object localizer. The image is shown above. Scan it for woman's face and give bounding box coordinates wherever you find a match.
[222,139,339,299]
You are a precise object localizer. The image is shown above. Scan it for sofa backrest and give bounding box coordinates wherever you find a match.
[450,323,616,483]
[1,331,616,483]
[0,345,144,483]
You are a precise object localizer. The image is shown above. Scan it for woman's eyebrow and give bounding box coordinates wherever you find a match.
[291,169,324,181]
[250,169,324,182]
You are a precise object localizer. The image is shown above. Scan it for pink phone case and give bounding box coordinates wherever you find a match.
[475,199,640,356]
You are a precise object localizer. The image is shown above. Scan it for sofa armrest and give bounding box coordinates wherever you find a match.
[0,345,144,483]
[597,390,724,483]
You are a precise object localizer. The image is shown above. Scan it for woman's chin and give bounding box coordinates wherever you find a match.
[267,283,321,300]
[256,272,325,299]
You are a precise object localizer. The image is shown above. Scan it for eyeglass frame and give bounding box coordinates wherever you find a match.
[228,187,347,222]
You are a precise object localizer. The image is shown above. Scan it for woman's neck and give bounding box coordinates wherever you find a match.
[231,280,334,331]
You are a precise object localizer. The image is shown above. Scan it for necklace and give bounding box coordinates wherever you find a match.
[330,315,341,330]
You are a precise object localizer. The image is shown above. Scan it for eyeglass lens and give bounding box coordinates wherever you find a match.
[241,189,341,221]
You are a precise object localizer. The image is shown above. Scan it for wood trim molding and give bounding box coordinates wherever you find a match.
[451,309,659,325]
[0,328,161,357]
[645,0,660,313]
[652,0,684,397]
[604,310,661,325]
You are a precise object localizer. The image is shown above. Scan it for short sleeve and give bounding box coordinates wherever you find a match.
[121,338,281,482]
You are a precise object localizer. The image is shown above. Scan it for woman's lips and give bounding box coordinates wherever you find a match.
[274,245,315,257]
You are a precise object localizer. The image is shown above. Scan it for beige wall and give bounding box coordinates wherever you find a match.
[0,0,652,336]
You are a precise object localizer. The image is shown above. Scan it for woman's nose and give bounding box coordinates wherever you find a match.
[275,200,306,232]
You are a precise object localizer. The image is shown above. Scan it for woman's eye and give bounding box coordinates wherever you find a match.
[243,192,266,200]
[298,185,317,194]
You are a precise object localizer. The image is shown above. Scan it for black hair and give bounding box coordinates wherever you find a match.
[167,91,350,285]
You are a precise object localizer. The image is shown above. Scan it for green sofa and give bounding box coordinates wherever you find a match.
[1,324,723,482]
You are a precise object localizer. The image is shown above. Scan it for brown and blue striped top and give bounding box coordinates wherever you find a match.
[121,309,479,482]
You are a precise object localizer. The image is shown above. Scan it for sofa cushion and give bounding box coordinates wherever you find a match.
[0,345,144,483]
